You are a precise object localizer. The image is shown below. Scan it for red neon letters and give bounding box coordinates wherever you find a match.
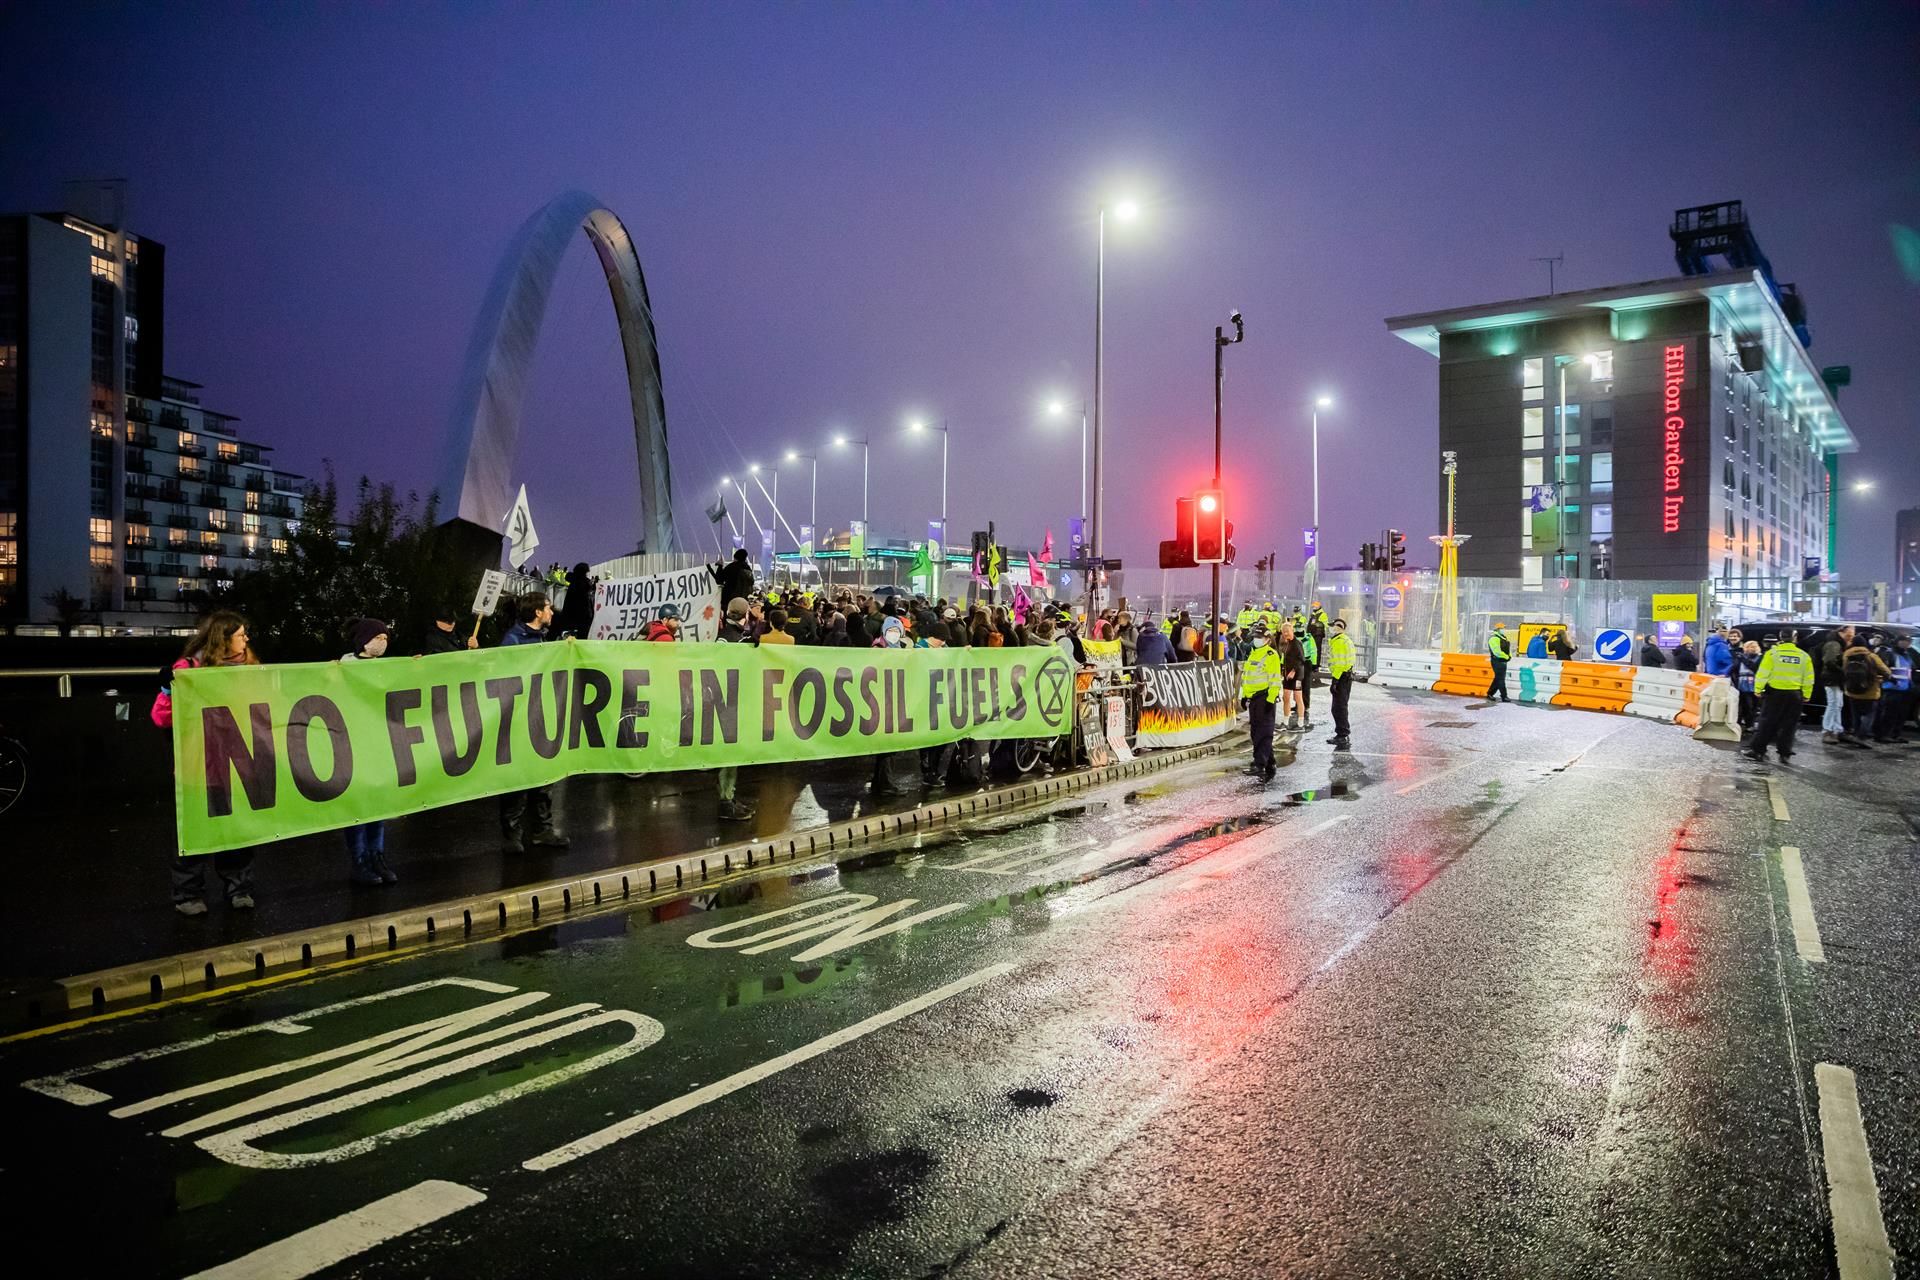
[1661,342,1686,533]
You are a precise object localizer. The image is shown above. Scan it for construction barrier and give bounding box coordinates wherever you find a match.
[1508,657,1563,706]
[1554,660,1636,713]
[1375,648,1442,690]
[1367,647,1736,737]
[1432,652,1493,697]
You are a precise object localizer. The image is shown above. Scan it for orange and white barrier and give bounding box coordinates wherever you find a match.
[1373,647,1736,739]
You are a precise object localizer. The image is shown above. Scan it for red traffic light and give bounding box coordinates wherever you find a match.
[1193,487,1227,562]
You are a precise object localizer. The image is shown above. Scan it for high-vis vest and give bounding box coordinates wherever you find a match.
[1489,631,1512,661]
[1754,642,1814,697]
[1885,651,1913,692]
[1301,634,1318,666]
[1241,643,1283,699]
[1328,631,1355,678]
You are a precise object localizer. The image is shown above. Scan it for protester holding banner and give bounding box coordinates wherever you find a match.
[163,610,262,916]
[496,593,570,853]
[341,618,400,886]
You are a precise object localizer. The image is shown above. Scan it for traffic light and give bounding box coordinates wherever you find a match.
[1193,487,1226,562]
[1223,519,1237,566]
[1388,529,1407,570]
[1360,541,1375,569]
[1159,496,1197,569]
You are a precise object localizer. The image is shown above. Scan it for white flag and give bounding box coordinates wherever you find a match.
[504,484,541,569]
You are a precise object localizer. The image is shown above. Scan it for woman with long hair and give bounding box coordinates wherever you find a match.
[156,610,262,915]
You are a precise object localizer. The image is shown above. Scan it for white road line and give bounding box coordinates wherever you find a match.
[1814,1064,1896,1280]
[1778,846,1826,964]
[186,1179,485,1280]
[1393,758,1478,796]
[523,961,1016,1173]
[1768,777,1791,822]
[1176,814,1354,891]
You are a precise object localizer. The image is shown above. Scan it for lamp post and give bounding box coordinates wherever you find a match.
[908,418,948,543]
[748,463,780,554]
[1046,398,1089,530]
[1211,310,1245,659]
[1090,197,1139,571]
[1306,394,1333,603]
[833,432,870,587]
[785,449,817,550]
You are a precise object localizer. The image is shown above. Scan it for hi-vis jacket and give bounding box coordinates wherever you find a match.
[1241,642,1283,699]
[1328,631,1356,678]
[1754,642,1815,697]
[1489,630,1512,661]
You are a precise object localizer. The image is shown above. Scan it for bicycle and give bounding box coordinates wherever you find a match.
[0,722,26,817]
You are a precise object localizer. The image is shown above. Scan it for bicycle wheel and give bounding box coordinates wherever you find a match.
[1012,739,1046,774]
[0,738,26,817]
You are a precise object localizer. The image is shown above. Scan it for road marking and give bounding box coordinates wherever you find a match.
[948,837,1099,875]
[1175,815,1353,891]
[1814,1064,1896,1280]
[1768,777,1790,822]
[524,961,1015,1173]
[1777,847,1825,964]
[685,892,969,963]
[1393,758,1477,796]
[186,1178,485,1280]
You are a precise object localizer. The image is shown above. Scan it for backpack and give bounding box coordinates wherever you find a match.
[1842,650,1876,697]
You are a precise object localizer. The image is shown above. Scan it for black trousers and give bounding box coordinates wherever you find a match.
[171,849,255,904]
[1750,690,1803,758]
[1875,691,1911,740]
[1487,659,1510,701]
[500,785,555,839]
[1248,692,1276,775]
[1331,673,1353,739]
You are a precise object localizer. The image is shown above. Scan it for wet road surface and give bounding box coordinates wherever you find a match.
[1,684,1911,1279]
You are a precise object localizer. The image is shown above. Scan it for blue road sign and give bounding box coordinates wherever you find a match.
[1593,628,1634,663]
[1381,586,1403,610]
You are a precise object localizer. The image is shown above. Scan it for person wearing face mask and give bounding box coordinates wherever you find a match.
[1240,623,1282,782]
[341,618,398,886]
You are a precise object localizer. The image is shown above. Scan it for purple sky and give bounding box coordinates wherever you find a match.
[5,2,1917,584]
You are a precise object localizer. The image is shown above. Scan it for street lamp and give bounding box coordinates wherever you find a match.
[907,418,948,542]
[832,431,870,541]
[785,449,817,549]
[1551,353,1606,578]
[1310,394,1333,550]
[1046,397,1089,528]
[1091,194,1141,569]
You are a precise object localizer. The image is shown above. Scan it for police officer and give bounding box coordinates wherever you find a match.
[1241,623,1282,782]
[1298,626,1319,729]
[1487,623,1513,703]
[1744,629,1813,763]
[1325,617,1356,750]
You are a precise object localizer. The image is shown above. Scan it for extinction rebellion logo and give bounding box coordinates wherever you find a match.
[1661,342,1687,533]
[1034,654,1073,723]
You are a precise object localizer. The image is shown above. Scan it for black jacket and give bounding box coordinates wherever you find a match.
[711,559,755,605]
[1672,642,1699,672]
[420,626,464,655]
[1641,642,1667,668]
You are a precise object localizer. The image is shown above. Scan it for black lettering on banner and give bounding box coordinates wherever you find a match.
[927,668,946,731]
[201,703,276,818]
[287,694,353,803]
[790,667,826,740]
[432,682,484,777]
[570,667,611,750]
[618,669,650,749]
[858,668,882,735]
[701,669,739,745]
[828,668,856,736]
[969,667,990,727]
[893,669,915,732]
[1007,664,1028,721]
[677,669,695,747]
[762,669,786,742]
[385,688,426,787]
[484,676,524,766]
[944,668,970,730]
[528,671,569,760]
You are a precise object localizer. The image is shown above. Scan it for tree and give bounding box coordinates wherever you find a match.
[40,586,96,636]
[218,465,480,662]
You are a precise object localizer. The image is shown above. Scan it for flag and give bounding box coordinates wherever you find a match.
[1029,558,1046,588]
[706,493,728,524]
[504,484,540,570]
[1038,528,1054,564]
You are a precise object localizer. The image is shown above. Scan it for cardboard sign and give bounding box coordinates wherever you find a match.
[470,570,508,618]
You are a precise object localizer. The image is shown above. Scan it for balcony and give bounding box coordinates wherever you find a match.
[177,443,206,458]
[271,473,304,494]
[124,508,152,525]
[266,500,295,518]
[128,431,157,449]
[156,483,187,502]
[166,513,195,530]
[125,536,155,551]
[127,405,153,424]
[125,457,151,475]
[244,475,270,493]
[159,411,186,430]
[210,467,236,487]
[157,560,185,577]
[198,488,226,509]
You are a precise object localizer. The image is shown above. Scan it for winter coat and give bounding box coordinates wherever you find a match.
[499,620,548,647]
[1839,645,1891,700]
[1640,642,1667,668]
[1702,633,1734,676]
[1672,641,1699,672]
[711,559,755,605]
[1136,628,1174,666]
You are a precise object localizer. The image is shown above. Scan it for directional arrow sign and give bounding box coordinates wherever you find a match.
[1593,628,1634,664]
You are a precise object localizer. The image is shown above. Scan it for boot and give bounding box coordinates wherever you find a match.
[527,829,571,848]
[1820,731,1839,745]
[372,852,399,884]
[717,798,756,821]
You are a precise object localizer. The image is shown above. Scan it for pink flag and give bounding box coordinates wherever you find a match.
[1028,559,1046,587]
[1038,529,1054,563]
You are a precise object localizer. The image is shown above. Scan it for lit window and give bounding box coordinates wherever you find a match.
[1522,457,1544,488]
[178,432,196,452]
[90,546,114,567]
[1522,358,1544,401]
[1522,407,1544,449]
[271,538,289,555]
[243,513,261,533]
[217,441,239,460]
[1586,351,1614,380]
[1591,504,1612,536]
[90,411,114,439]
[89,517,112,544]
[1521,555,1543,587]
[1520,506,1532,550]
[1590,452,1612,486]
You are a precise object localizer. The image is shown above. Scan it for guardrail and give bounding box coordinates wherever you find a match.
[0,667,158,698]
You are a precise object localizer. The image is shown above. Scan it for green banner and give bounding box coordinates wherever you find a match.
[173,642,1075,855]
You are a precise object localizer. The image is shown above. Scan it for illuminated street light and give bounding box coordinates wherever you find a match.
[1091,193,1143,576]
[1114,198,1140,222]
[1044,397,1089,525]
[907,418,949,542]
[832,432,870,530]
[1852,479,1875,493]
